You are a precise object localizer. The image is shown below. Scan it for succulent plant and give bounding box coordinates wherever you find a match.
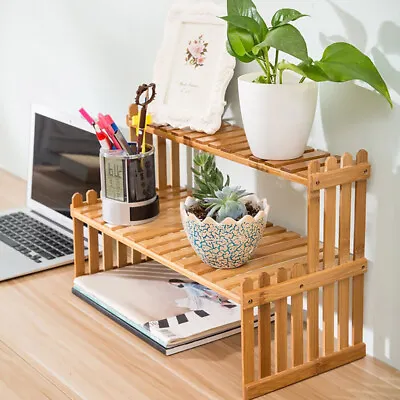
[204,186,251,222]
[192,152,230,202]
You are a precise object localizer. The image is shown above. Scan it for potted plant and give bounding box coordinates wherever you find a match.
[180,152,270,269]
[221,2,392,160]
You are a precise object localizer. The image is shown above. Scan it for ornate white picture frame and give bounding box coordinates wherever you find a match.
[151,2,235,134]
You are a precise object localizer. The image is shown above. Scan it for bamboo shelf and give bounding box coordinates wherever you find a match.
[126,117,370,187]
[71,106,371,400]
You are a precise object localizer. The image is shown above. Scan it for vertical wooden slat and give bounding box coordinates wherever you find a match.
[86,190,99,274]
[132,249,142,264]
[171,142,180,189]
[323,157,338,355]
[146,131,153,146]
[291,263,304,367]
[258,273,271,378]
[307,160,320,361]
[353,150,368,345]
[117,242,127,268]
[128,104,138,142]
[156,136,167,190]
[275,268,288,373]
[241,278,255,395]
[186,147,193,190]
[102,234,113,271]
[338,153,353,349]
[71,193,85,278]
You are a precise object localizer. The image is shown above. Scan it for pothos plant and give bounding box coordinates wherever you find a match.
[221,0,392,107]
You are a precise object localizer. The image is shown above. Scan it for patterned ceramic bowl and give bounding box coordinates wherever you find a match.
[180,195,270,269]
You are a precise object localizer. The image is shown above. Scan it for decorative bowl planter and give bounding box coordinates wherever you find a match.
[180,196,270,269]
[238,72,318,160]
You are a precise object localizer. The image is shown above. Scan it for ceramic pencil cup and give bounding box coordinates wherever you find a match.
[100,143,159,225]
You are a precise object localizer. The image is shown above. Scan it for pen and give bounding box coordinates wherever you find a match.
[105,115,134,155]
[98,113,122,150]
[79,108,112,150]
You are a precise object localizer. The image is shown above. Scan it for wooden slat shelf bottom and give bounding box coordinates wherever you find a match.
[71,187,318,304]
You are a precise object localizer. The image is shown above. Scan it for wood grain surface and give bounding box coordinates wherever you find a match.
[1,169,399,400]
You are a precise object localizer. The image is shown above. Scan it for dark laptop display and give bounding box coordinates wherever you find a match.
[31,114,101,218]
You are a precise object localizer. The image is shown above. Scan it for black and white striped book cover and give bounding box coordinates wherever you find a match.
[73,262,273,351]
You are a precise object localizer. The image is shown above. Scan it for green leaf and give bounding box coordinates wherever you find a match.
[227,26,255,57]
[315,42,392,107]
[253,75,269,83]
[191,167,200,176]
[204,155,213,171]
[226,40,254,63]
[271,9,308,27]
[277,61,305,76]
[194,175,204,188]
[225,175,230,187]
[220,15,261,36]
[227,0,268,40]
[215,170,224,189]
[297,60,329,82]
[253,24,308,61]
[197,181,210,194]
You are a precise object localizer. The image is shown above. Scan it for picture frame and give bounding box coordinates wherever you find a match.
[151,2,235,134]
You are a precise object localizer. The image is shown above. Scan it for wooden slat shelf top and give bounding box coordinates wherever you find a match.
[136,121,337,186]
[71,187,317,303]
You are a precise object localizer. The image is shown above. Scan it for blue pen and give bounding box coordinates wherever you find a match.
[105,115,134,155]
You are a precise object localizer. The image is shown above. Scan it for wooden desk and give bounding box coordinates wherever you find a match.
[1,169,399,400]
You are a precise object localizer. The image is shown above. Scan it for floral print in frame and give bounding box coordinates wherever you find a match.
[185,35,208,68]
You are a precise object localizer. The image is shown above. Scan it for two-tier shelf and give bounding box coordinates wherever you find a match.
[70,104,370,399]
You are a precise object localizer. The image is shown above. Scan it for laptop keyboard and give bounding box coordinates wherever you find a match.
[0,212,76,264]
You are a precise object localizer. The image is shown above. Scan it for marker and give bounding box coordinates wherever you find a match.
[95,130,112,150]
[79,108,111,150]
[98,113,122,150]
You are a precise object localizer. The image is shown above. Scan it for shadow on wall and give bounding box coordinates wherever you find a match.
[319,5,400,369]
[372,21,400,97]
[319,0,367,51]
[228,0,400,369]
[320,79,400,370]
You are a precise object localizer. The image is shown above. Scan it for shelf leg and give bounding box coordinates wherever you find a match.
[102,234,113,270]
[241,278,255,399]
[353,150,368,345]
[71,193,85,277]
[131,249,142,265]
[86,190,99,274]
[117,242,128,268]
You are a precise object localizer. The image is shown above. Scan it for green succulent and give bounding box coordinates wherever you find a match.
[204,186,251,222]
[192,152,230,202]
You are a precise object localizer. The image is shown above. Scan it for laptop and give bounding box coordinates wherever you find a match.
[0,105,101,281]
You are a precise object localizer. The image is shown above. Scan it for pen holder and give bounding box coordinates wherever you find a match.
[100,143,159,225]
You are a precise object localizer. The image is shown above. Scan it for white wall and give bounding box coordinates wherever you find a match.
[1,0,400,369]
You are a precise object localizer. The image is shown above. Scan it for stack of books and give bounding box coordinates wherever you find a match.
[73,261,274,355]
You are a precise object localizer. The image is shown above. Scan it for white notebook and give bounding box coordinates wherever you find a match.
[73,262,274,355]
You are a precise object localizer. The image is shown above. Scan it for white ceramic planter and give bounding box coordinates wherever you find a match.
[238,72,318,160]
[180,196,270,269]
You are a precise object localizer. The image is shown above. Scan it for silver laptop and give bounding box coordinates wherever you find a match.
[0,105,100,281]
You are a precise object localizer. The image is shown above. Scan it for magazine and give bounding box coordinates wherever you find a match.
[73,261,274,355]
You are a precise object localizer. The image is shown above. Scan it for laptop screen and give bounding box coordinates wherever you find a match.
[31,113,101,218]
